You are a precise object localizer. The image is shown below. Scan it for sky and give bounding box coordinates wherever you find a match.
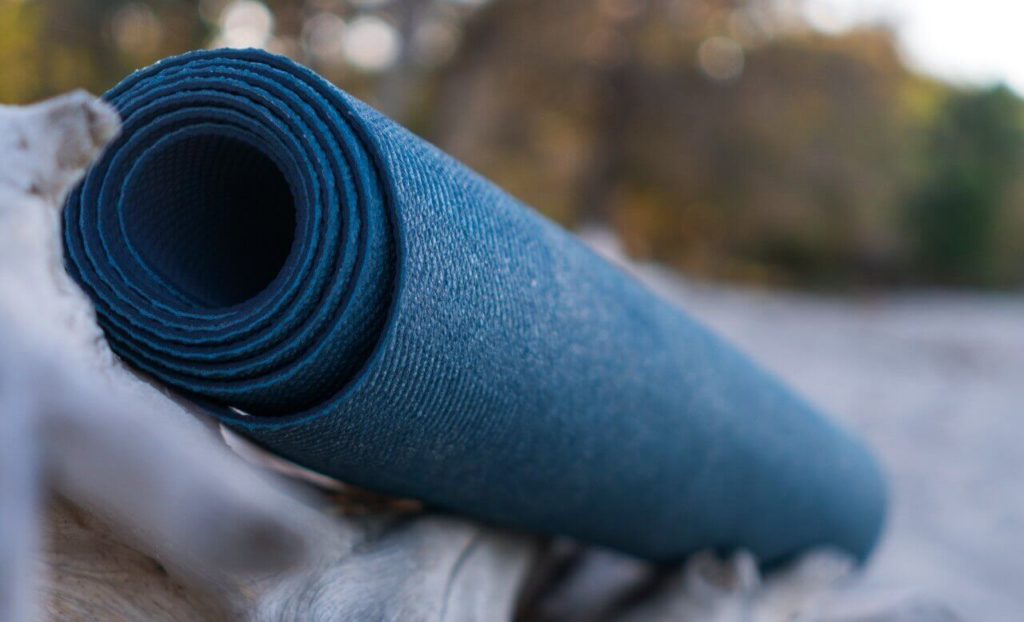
[804,0,1024,94]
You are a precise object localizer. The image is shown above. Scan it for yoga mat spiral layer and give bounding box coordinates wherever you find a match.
[63,49,886,563]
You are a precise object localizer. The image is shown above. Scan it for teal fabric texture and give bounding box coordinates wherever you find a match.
[63,49,887,563]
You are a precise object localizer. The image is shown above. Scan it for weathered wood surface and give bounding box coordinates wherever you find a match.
[0,91,953,622]
[41,496,535,622]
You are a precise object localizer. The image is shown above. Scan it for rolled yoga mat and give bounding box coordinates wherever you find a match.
[63,49,886,564]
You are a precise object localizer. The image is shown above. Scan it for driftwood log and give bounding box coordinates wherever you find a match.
[0,92,949,621]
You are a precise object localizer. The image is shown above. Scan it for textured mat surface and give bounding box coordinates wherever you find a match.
[63,49,886,563]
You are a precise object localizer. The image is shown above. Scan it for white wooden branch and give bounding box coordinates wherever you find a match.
[0,349,40,622]
[0,90,316,618]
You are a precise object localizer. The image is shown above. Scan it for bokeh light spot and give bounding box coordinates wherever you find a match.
[412,18,460,68]
[342,15,400,73]
[111,3,163,56]
[697,36,745,82]
[212,0,274,50]
[302,12,347,65]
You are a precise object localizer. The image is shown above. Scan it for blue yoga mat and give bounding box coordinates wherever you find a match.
[63,49,886,564]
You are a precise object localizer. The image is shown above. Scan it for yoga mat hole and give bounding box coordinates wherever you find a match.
[122,133,296,308]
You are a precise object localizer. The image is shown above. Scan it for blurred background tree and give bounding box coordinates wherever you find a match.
[909,86,1024,286]
[2,0,1022,291]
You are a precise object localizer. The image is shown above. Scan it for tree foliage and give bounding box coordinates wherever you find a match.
[2,0,1022,290]
[910,86,1024,286]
